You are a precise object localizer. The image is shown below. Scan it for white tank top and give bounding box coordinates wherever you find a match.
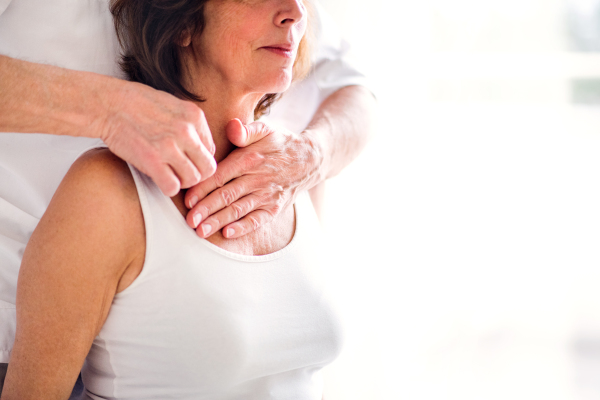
[80,165,344,400]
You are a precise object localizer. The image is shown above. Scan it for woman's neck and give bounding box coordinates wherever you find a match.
[188,76,263,163]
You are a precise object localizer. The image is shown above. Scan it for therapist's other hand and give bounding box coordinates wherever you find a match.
[100,81,216,197]
[184,119,322,238]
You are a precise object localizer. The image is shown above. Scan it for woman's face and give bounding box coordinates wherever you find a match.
[190,0,308,95]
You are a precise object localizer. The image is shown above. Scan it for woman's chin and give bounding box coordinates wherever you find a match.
[251,71,293,93]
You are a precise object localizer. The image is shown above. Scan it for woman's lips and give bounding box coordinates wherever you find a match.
[261,46,294,58]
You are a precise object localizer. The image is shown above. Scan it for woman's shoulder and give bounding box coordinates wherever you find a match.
[60,148,147,227]
[47,148,146,289]
[67,148,138,203]
[60,145,145,244]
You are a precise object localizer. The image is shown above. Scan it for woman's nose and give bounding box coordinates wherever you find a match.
[274,0,306,28]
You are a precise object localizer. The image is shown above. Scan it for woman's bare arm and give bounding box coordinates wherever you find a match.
[0,149,145,400]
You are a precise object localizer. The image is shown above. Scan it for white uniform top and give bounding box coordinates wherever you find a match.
[0,0,367,362]
[79,166,343,399]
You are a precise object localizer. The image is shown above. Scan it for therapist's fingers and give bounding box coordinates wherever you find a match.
[191,194,264,238]
[185,175,258,230]
[178,111,217,187]
[141,160,182,199]
[193,108,216,156]
[184,148,250,210]
[101,81,216,197]
[222,209,275,239]
[162,141,203,189]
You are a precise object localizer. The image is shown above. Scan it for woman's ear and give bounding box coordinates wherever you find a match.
[178,30,192,47]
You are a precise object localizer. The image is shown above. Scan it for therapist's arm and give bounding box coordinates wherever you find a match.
[0,55,216,197]
[184,84,377,238]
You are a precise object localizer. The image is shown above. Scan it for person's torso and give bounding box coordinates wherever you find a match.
[0,0,121,77]
[81,166,344,399]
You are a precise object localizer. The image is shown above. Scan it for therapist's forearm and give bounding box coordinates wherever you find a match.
[0,54,218,196]
[0,54,112,137]
[303,85,376,184]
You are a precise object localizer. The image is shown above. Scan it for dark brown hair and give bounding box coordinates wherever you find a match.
[110,0,312,119]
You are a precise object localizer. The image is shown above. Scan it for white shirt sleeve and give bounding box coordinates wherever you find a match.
[265,0,371,133]
[311,1,370,97]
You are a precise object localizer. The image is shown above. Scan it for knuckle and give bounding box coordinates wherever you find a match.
[247,215,261,231]
[267,183,284,197]
[145,150,163,167]
[194,205,209,219]
[269,203,282,216]
[213,171,226,188]
[204,158,217,176]
[230,202,245,220]
[211,215,224,228]
[219,189,235,206]
[158,136,178,152]
[185,133,202,148]
[161,178,180,197]
[266,188,286,216]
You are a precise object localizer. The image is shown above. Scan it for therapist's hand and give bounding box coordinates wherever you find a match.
[184,119,323,238]
[0,55,216,197]
[100,81,216,197]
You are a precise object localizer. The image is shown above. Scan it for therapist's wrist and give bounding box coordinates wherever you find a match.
[301,126,331,189]
[30,64,117,140]
[87,74,131,141]
[38,67,130,141]
[302,85,376,181]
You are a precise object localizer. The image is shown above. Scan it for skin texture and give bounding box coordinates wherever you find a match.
[186,84,376,238]
[0,54,216,197]
[1,1,310,397]
[2,149,146,399]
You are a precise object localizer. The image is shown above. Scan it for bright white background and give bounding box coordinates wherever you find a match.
[316,0,600,399]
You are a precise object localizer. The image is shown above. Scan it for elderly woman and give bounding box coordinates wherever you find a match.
[0,0,343,398]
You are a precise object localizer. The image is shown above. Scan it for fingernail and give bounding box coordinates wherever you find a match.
[188,195,199,208]
[192,213,202,228]
[201,224,211,237]
[225,228,234,238]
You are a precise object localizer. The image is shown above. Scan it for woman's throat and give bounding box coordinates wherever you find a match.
[199,100,260,163]
[213,136,237,164]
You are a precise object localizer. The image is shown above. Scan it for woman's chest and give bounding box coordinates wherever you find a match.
[88,244,344,397]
